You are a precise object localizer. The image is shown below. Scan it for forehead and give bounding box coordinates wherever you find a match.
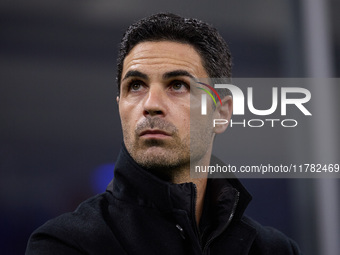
[121,41,207,79]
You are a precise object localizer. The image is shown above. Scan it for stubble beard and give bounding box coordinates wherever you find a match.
[123,116,214,181]
[123,117,191,181]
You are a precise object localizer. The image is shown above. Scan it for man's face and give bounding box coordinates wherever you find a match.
[118,41,215,173]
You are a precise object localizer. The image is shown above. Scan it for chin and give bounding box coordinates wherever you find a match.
[135,149,186,169]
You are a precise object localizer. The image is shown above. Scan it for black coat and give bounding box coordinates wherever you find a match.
[26,146,301,254]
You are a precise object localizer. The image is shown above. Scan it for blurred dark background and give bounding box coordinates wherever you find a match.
[1,1,340,254]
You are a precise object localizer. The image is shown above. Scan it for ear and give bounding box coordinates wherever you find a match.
[116,96,120,105]
[213,95,233,134]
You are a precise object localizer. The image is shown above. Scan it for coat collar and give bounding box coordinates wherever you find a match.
[106,144,252,224]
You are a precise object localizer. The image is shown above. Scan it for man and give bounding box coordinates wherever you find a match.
[26,13,300,254]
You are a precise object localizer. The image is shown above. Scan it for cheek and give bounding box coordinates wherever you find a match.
[119,107,141,134]
[175,104,191,130]
[119,101,136,119]
[119,106,132,130]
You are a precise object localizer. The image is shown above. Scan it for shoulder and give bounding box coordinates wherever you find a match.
[41,192,111,236]
[26,192,122,254]
[241,216,301,255]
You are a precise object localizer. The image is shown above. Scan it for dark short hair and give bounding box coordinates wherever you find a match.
[116,13,232,97]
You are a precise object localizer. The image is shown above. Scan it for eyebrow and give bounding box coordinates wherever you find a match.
[122,70,148,81]
[122,69,196,82]
[163,70,195,80]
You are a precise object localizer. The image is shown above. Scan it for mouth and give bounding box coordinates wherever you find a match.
[139,129,172,139]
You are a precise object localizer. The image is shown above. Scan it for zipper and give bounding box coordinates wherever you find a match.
[202,191,240,254]
[191,184,202,246]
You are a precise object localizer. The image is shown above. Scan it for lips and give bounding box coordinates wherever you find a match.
[139,129,172,138]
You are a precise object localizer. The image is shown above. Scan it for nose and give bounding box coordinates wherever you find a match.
[143,85,166,117]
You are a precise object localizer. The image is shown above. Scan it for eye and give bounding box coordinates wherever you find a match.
[170,80,189,92]
[129,80,144,91]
